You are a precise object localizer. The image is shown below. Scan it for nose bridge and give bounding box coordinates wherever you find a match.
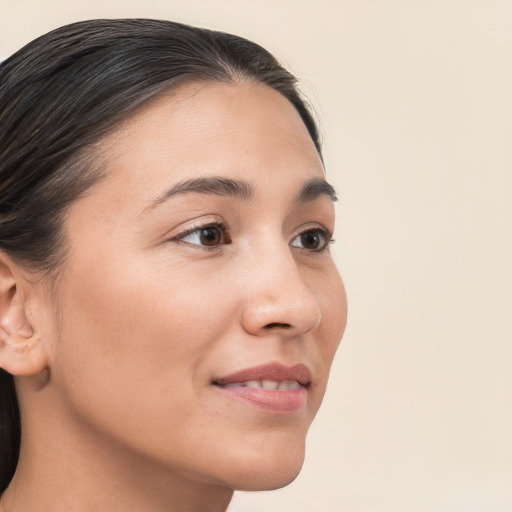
[239,237,321,337]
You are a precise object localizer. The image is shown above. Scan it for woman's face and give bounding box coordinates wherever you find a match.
[42,82,347,491]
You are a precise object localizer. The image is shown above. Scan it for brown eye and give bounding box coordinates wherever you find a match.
[290,229,331,252]
[199,227,222,246]
[174,222,231,248]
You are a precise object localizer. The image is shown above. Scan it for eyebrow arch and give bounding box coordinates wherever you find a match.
[147,177,254,210]
[144,175,337,213]
[296,177,338,203]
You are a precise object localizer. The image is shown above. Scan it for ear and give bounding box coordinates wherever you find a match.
[0,252,48,376]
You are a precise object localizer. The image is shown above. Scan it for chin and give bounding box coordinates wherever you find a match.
[216,435,307,492]
[234,462,304,492]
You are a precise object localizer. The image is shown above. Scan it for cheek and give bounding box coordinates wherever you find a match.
[50,257,233,435]
[309,265,347,400]
[59,255,222,346]
[314,264,347,358]
[328,270,348,345]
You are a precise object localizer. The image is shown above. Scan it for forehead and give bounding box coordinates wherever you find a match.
[96,81,324,195]
[71,83,324,229]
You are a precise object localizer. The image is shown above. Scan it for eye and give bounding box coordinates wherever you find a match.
[172,222,231,248]
[290,228,333,252]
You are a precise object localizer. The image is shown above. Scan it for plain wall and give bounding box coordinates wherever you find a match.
[1,1,511,511]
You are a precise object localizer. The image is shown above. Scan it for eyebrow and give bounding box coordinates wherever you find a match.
[149,177,254,208]
[296,177,338,203]
[145,175,337,211]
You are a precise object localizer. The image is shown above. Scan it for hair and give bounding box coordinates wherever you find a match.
[0,18,322,493]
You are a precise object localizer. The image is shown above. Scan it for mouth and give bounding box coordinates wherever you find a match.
[218,379,303,391]
[212,363,311,414]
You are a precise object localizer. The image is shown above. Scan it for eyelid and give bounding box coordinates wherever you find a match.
[167,216,230,250]
[167,215,224,238]
[294,222,334,239]
[290,224,334,252]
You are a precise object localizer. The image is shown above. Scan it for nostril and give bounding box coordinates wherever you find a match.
[263,322,292,330]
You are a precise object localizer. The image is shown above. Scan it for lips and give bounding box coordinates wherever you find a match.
[213,363,312,387]
[212,363,311,414]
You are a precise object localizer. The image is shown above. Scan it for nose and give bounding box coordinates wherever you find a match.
[239,247,322,338]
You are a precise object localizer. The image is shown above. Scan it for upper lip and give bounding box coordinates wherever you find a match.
[213,363,312,387]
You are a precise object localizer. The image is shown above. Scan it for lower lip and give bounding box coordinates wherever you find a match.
[214,385,308,414]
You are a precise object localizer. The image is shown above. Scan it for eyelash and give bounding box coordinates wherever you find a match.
[169,221,231,251]
[169,221,334,253]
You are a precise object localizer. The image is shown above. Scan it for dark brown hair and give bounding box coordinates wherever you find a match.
[0,18,321,492]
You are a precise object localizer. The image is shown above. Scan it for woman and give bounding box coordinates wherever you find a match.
[0,19,347,511]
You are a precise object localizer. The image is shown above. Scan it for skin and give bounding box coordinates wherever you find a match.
[0,81,347,512]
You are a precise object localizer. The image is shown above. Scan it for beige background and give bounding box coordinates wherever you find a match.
[1,1,511,511]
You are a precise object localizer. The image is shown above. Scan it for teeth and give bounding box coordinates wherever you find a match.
[278,380,301,391]
[220,380,301,391]
[262,380,279,390]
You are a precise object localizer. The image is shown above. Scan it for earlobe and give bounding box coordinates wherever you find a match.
[0,253,48,376]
